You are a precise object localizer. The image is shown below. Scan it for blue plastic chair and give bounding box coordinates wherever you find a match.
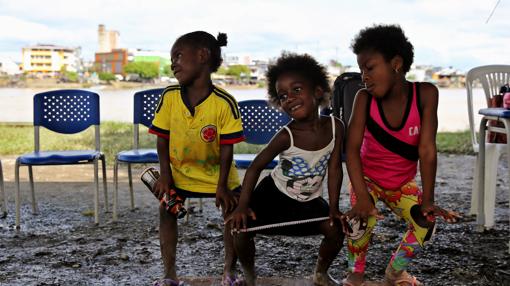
[0,159,6,218]
[14,89,107,228]
[113,88,163,221]
[234,99,291,169]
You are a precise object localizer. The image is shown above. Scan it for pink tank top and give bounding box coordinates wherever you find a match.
[361,82,421,189]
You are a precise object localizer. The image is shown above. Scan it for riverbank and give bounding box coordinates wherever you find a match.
[0,78,262,91]
[0,153,508,285]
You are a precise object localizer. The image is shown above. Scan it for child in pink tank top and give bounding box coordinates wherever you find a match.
[342,24,460,286]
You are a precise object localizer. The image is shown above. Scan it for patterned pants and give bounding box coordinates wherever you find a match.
[347,177,435,273]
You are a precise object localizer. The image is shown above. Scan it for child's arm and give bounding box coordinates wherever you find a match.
[418,83,459,222]
[345,90,382,221]
[215,143,237,213]
[153,136,174,199]
[226,129,290,230]
[327,117,347,228]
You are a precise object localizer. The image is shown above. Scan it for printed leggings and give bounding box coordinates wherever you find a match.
[347,178,435,273]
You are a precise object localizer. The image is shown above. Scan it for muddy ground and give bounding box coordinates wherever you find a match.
[0,154,508,286]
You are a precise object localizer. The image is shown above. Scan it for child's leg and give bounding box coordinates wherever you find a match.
[382,180,434,276]
[159,204,178,280]
[314,220,344,285]
[233,232,256,286]
[222,211,238,280]
[345,182,378,284]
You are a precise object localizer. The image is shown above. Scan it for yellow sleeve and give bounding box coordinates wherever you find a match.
[218,97,245,145]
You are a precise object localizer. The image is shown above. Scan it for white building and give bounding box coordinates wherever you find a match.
[22,44,81,77]
[0,57,21,75]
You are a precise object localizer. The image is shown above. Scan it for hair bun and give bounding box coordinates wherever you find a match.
[216,33,228,47]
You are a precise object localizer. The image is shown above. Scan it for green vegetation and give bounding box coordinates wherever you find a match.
[436,130,474,155]
[216,65,251,80]
[59,66,79,82]
[124,62,160,79]
[0,123,474,165]
[162,64,174,77]
[98,72,116,82]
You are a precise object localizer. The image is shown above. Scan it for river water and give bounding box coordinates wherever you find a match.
[0,86,488,132]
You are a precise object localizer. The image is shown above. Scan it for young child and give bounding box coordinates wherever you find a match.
[149,31,245,286]
[343,24,459,286]
[227,53,346,286]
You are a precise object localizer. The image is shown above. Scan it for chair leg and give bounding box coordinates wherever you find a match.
[0,161,6,218]
[469,155,480,215]
[93,159,99,224]
[28,165,38,214]
[199,198,203,213]
[185,199,190,223]
[101,156,108,213]
[15,159,21,228]
[482,144,503,228]
[128,163,135,210]
[113,159,119,221]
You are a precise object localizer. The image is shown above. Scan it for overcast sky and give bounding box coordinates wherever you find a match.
[0,0,508,71]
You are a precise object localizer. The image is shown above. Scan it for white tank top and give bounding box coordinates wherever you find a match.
[271,116,336,201]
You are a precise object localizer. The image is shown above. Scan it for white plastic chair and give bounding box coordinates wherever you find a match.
[466,65,510,228]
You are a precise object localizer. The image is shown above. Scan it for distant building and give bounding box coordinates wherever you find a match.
[130,49,170,75]
[21,44,81,78]
[224,55,251,66]
[0,57,21,75]
[98,24,120,53]
[94,48,128,75]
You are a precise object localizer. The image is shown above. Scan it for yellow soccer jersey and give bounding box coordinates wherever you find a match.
[149,85,245,194]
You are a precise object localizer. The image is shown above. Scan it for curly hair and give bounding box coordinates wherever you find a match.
[351,24,414,73]
[175,31,227,72]
[266,52,331,107]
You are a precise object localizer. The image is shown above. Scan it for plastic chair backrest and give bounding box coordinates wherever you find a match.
[332,72,363,126]
[466,65,510,151]
[332,72,363,156]
[133,88,164,127]
[34,89,100,134]
[239,100,291,145]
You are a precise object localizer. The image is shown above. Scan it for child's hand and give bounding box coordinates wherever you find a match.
[215,187,238,214]
[329,209,350,232]
[343,200,383,222]
[225,206,256,232]
[421,203,461,223]
[153,175,173,200]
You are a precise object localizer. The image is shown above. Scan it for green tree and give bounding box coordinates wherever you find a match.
[98,72,116,82]
[215,66,228,75]
[226,65,251,79]
[162,64,174,77]
[124,62,159,79]
[59,65,79,82]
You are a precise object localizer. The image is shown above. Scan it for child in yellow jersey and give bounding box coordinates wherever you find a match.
[149,31,245,286]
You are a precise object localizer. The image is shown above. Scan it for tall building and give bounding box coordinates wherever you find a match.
[98,24,120,53]
[21,44,81,78]
[95,49,128,75]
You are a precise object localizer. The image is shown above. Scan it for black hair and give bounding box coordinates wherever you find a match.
[351,24,414,73]
[266,52,331,107]
[175,31,227,72]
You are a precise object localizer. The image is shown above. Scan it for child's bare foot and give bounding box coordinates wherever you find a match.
[221,274,245,286]
[384,265,422,286]
[313,271,339,286]
[342,273,364,286]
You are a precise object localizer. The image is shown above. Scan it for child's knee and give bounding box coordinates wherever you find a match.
[233,232,255,245]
